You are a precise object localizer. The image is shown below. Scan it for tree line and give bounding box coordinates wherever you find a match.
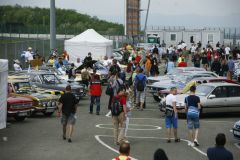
[0,5,124,35]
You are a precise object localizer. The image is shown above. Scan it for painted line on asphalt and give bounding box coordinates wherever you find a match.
[234,143,240,150]
[96,124,162,130]
[95,135,138,160]
[95,135,207,157]
[106,114,235,124]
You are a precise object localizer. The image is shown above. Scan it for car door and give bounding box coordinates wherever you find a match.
[226,86,240,112]
[204,86,228,113]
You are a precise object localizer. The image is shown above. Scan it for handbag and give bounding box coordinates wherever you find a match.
[165,105,174,117]
[186,97,199,119]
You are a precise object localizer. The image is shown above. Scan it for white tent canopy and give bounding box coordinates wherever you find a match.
[64,29,113,63]
[0,59,8,129]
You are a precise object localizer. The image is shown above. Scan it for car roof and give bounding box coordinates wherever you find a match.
[201,82,240,87]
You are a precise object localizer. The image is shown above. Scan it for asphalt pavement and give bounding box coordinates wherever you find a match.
[0,89,239,160]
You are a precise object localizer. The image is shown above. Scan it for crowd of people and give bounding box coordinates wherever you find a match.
[13,41,237,159]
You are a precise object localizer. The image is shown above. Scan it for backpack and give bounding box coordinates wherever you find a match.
[111,96,123,116]
[105,84,114,95]
[136,75,145,91]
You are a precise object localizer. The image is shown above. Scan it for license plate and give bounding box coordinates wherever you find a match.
[46,108,55,113]
[233,130,240,136]
[18,112,27,116]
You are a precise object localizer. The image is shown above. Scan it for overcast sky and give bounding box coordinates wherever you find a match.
[1,0,240,28]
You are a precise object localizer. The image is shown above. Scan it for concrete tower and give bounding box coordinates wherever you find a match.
[125,0,141,36]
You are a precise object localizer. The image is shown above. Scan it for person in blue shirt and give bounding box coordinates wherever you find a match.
[134,68,147,111]
[227,56,235,80]
[207,133,233,160]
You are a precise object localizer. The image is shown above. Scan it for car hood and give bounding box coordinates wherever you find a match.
[7,96,33,104]
[148,80,185,89]
[58,81,84,89]
[29,92,58,101]
[148,75,172,82]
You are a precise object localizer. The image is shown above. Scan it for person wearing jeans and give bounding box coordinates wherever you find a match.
[89,70,102,115]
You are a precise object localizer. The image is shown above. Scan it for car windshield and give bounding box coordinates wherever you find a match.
[42,74,60,84]
[13,82,31,90]
[196,85,215,96]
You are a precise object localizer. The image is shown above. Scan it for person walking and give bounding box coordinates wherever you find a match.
[89,70,102,115]
[58,85,78,143]
[111,87,128,145]
[207,133,233,160]
[211,57,221,75]
[112,142,131,160]
[219,59,229,77]
[185,85,201,147]
[68,63,76,80]
[227,56,235,80]
[134,68,147,111]
[125,85,134,137]
[81,67,91,87]
[165,87,180,143]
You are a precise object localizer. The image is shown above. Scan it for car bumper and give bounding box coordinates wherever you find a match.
[233,128,240,139]
[33,106,57,113]
[8,110,32,117]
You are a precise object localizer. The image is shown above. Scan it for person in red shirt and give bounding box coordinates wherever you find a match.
[178,58,187,67]
[89,69,102,115]
[135,53,141,63]
[112,87,128,145]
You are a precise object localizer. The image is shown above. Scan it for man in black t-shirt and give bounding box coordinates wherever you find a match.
[184,85,201,147]
[109,59,121,76]
[58,85,78,143]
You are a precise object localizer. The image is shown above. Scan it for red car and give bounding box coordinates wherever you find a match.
[7,96,33,121]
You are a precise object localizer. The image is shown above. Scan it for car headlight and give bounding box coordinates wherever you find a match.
[47,102,51,107]
[52,102,56,106]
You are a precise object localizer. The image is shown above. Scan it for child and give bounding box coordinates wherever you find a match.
[125,84,134,137]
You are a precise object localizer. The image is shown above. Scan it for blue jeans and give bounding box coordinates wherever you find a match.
[90,96,101,113]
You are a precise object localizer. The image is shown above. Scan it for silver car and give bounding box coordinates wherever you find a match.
[175,83,240,114]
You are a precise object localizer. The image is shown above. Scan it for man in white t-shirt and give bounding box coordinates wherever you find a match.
[25,47,33,62]
[165,87,180,143]
[225,46,231,60]
[191,44,197,56]
[13,59,22,71]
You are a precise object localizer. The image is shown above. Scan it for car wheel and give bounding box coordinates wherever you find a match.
[153,95,161,102]
[43,112,54,116]
[14,116,26,121]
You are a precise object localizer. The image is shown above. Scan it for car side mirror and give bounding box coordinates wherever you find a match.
[209,94,216,99]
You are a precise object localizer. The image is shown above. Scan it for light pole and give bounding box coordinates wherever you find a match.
[50,0,56,51]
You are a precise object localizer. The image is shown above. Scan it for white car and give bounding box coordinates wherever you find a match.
[233,120,240,139]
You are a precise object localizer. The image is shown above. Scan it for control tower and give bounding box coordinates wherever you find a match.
[125,0,141,36]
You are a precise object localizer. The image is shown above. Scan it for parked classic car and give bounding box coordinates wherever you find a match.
[7,96,33,121]
[148,72,219,102]
[28,71,86,101]
[233,120,240,139]
[174,83,240,115]
[8,78,59,116]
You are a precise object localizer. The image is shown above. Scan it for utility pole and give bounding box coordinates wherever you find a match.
[144,0,151,36]
[50,0,56,51]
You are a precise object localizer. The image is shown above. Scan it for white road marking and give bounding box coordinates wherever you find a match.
[105,111,111,117]
[96,124,162,130]
[95,135,138,160]
[95,135,207,157]
[234,143,240,150]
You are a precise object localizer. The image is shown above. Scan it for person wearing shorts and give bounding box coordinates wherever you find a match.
[185,85,201,147]
[165,87,180,143]
[58,85,78,143]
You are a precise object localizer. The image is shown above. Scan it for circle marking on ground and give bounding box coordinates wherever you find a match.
[96,124,162,130]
